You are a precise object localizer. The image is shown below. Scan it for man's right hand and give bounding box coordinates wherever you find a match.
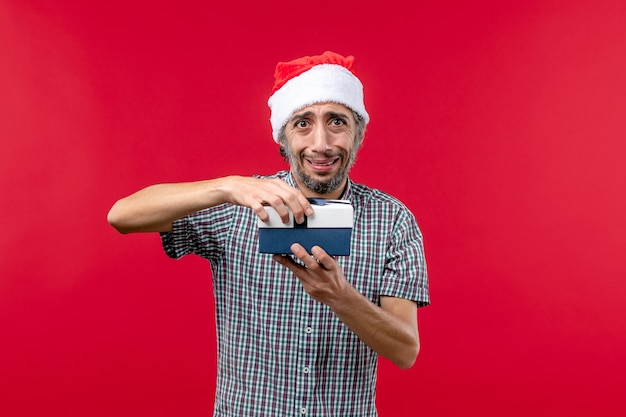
[221,176,313,224]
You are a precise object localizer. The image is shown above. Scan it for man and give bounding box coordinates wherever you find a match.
[108,51,429,416]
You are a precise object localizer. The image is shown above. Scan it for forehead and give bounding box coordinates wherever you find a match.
[290,102,354,119]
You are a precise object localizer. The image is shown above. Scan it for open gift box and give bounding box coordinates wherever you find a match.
[258,198,354,256]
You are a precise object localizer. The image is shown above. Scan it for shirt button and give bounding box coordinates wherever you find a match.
[300,407,307,414]
[305,327,313,334]
[303,366,310,374]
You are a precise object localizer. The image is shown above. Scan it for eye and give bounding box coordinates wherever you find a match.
[330,117,349,128]
[295,120,309,128]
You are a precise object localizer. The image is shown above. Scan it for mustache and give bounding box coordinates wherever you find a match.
[302,151,343,159]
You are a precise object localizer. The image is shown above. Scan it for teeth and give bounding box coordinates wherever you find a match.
[310,159,335,166]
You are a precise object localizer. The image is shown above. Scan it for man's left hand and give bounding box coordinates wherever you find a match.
[272,243,347,305]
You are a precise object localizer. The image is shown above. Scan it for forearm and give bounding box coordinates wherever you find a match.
[274,245,420,369]
[328,288,419,369]
[107,178,231,234]
[108,175,314,234]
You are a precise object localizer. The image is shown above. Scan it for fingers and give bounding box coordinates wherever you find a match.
[269,179,313,224]
[223,176,312,224]
[250,202,271,222]
[252,178,313,224]
[273,245,342,305]
[310,246,334,270]
[272,244,333,272]
[290,244,333,270]
[272,253,302,270]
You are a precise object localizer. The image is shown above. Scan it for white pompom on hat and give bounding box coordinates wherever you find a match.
[267,51,370,143]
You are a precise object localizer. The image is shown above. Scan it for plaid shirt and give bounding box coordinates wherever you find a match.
[162,170,429,417]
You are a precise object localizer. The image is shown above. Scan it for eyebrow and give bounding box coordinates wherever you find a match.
[289,110,352,122]
[290,110,315,121]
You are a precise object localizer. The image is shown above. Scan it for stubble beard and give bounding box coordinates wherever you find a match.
[284,145,358,196]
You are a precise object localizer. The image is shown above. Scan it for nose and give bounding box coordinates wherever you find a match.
[311,124,331,153]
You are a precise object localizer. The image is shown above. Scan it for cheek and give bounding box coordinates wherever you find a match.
[334,130,356,147]
[286,137,307,155]
[283,142,304,163]
[337,138,355,156]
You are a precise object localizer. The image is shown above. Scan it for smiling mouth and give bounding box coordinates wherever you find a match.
[307,157,338,166]
[305,157,340,171]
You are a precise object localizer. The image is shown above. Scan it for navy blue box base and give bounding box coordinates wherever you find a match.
[258,228,352,256]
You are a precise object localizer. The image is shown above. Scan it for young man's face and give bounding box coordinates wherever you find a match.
[282,102,360,199]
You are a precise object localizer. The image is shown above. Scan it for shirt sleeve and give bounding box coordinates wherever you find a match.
[380,208,430,308]
[160,204,234,261]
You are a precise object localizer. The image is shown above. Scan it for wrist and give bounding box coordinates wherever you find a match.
[326,281,360,314]
[212,176,239,205]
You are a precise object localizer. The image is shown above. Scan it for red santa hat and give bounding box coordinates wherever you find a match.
[267,51,370,143]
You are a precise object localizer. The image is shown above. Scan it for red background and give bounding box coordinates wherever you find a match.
[2,1,625,416]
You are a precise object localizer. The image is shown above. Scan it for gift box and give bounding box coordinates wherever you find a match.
[258,198,354,256]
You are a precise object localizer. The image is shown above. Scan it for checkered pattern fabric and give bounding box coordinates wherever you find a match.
[161,171,429,417]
